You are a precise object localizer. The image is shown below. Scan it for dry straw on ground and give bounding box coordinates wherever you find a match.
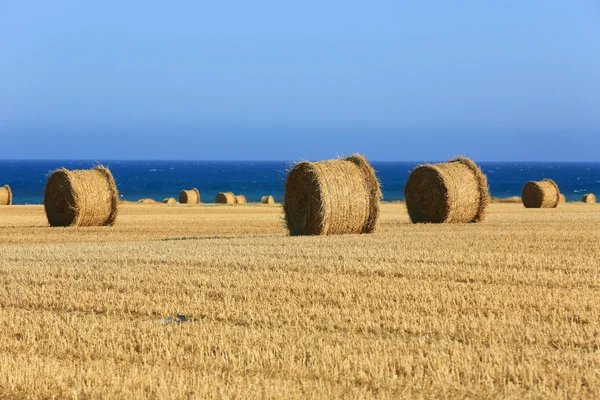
[559,194,566,203]
[404,157,490,223]
[0,185,12,205]
[215,192,236,204]
[44,166,119,227]
[137,198,157,204]
[582,193,596,204]
[261,195,275,205]
[522,179,560,208]
[284,154,381,236]
[162,197,177,204]
[235,195,247,205]
[179,188,200,204]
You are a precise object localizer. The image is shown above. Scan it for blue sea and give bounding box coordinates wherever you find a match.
[1,160,599,205]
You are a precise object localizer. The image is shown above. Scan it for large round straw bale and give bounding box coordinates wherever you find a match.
[215,192,236,204]
[559,194,566,204]
[163,197,177,204]
[582,193,596,204]
[179,188,200,204]
[0,185,12,205]
[522,179,560,208]
[261,195,275,205]
[283,154,381,236]
[44,166,119,227]
[404,157,490,223]
[235,194,247,204]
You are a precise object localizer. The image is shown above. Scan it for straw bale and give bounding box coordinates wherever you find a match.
[283,154,381,236]
[404,157,490,223]
[522,179,560,208]
[215,192,236,204]
[261,195,275,205]
[582,193,596,204]
[0,185,12,205]
[234,195,247,204]
[559,194,566,204]
[179,188,200,204]
[44,166,119,227]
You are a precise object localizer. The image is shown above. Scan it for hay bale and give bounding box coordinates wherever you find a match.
[179,188,200,204]
[283,154,381,236]
[44,166,119,227]
[582,193,596,204]
[0,185,12,205]
[522,179,560,208]
[404,157,490,223]
[162,197,177,204]
[215,192,236,204]
[138,198,157,204]
[559,194,566,204]
[261,195,275,205]
[235,194,247,204]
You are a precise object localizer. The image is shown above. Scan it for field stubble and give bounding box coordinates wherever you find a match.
[0,203,599,399]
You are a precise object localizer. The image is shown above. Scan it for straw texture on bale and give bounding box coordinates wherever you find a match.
[138,198,157,204]
[283,154,381,236]
[582,193,596,204]
[261,195,275,205]
[215,192,236,204]
[559,194,566,204]
[404,157,490,224]
[0,185,12,205]
[162,197,177,204]
[179,188,200,204]
[44,166,119,227]
[235,195,247,204]
[522,179,560,208]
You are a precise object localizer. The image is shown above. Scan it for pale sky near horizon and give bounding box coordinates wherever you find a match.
[0,1,599,161]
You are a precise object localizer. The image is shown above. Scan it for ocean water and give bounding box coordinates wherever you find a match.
[1,160,599,205]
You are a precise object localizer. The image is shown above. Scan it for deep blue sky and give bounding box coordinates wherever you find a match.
[1,1,599,161]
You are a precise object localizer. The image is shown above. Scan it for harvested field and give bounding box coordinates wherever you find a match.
[0,203,599,399]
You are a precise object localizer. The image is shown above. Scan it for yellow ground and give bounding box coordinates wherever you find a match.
[0,203,599,399]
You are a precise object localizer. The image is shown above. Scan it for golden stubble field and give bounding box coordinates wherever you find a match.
[0,202,599,399]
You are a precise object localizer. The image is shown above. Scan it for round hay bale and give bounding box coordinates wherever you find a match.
[138,198,157,204]
[582,193,596,204]
[404,157,490,223]
[235,194,247,204]
[283,154,381,236]
[559,193,566,204]
[215,192,236,204]
[44,166,119,227]
[179,188,200,204]
[0,185,12,205]
[261,195,275,205]
[522,179,560,208]
[162,197,177,204]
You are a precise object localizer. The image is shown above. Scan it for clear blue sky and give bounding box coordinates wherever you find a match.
[1,1,599,161]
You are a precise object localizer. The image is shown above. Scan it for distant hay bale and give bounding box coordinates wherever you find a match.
[582,193,596,204]
[215,192,236,204]
[235,194,247,204]
[162,197,177,204]
[491,196,521,204]
[44,166,119,227]
[179,188,200,204]
[0,185,12,205]
[138,198,157,204]
[261,195,275,205]
[522,179,560,208]
[284,154,381,236]
[404,157,490,223]
[559,194,566,204]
